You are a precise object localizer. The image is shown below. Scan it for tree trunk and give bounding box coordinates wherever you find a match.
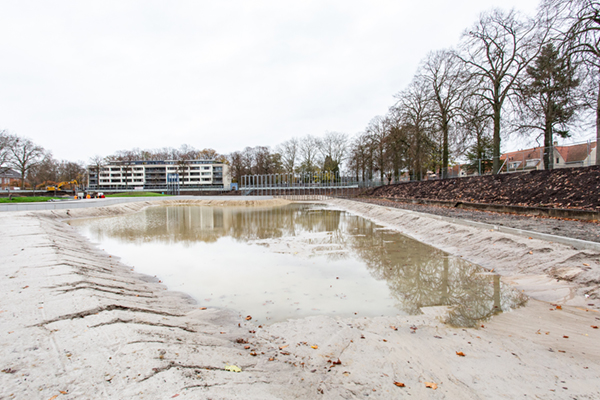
[442,120,449,179]
[544,119,552,170]
[596,78,600,166]
[492,106,502,174]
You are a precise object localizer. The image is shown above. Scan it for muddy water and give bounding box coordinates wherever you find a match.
[70,203,526,325]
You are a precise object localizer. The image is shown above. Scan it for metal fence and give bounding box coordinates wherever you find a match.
[240,172,379,198]
[415,139,597,182]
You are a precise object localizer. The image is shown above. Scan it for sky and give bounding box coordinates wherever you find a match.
[1,0,581,164]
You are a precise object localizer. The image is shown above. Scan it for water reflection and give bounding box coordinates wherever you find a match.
[71,204,526,326]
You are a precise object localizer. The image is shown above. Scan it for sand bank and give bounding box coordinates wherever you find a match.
[1,198,599,399]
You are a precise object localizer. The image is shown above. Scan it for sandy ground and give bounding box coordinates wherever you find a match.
[357,197,600,243]
[1,198,600,399]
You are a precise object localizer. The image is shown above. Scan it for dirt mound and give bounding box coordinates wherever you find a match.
[366,166,600,210]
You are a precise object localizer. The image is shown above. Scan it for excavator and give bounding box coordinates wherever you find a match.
[46,180,79,194]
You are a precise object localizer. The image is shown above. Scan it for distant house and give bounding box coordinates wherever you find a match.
[501,142,596,171]
[0,169,21,188]
[554,142,597,168]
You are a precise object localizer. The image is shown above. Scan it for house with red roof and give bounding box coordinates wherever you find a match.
[500,141,596,171]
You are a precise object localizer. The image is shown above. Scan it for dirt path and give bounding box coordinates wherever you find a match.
[1,198,599,399]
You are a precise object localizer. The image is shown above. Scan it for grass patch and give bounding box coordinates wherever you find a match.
[0,196,66,203]
[105,192,171,197]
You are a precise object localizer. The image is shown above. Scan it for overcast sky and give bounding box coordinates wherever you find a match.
[2,0,580,163]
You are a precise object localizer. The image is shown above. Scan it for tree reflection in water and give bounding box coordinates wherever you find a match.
[75,203,526,326]
[345,218,527,327]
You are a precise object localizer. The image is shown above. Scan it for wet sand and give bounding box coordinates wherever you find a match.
[1,198,599,399]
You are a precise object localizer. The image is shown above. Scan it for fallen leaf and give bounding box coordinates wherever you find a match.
[425,382,438,390]
[563,335,569,339]
[311,345,318,349]
[48,396,58,400]
[224,365,241,373]
[1,368,16,374]
[556,305,562,310]
[528,237,533,240]
[244,346,250,349]
[245,315,252,321]
[268,358,274,361]
[394,382,405,387]
[59,391,67,394]
[171,395,180,398]
[390,325,398,331]
[279,345,289,350]
[199,307,207,310]
[456,351,465,357]
[592,326,598,329]
[583,263,590,266]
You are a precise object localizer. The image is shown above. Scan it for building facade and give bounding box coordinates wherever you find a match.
[0,169,21,188]
[87,160,230,190]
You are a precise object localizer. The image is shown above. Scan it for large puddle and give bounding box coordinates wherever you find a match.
[70,203,526,326]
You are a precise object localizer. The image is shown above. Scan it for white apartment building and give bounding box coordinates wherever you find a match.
[88,160,230,190]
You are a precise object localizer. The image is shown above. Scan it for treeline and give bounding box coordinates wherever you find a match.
[99,146,228,164]
[227,132,348,183]
[229,0,599,183]
[0,131,86,190]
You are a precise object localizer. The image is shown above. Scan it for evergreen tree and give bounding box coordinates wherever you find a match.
[520,43,580,169]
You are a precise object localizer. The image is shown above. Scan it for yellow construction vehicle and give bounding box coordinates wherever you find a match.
[46,180,79,193]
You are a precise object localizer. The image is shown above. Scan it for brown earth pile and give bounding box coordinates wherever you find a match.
[366,166,600,210]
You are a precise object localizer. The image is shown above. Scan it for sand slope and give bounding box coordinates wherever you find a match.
[1,198,599,399]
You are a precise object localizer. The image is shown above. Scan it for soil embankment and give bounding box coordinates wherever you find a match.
[1,198,600,399]
[366,166,600,211]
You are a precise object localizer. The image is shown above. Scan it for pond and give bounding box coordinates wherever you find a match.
[69,203,526,326]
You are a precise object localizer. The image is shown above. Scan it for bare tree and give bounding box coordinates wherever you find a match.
[298,135,321,174]
[365,117,390,182]
[197,148,219,160]
[385,109,410,182]
[461,99,494,174]
[457,9,546,173]
[276,138,299,173]
[318,131,348,172]
[88,155,105,189]
[394,76,434,181]
[227,151,246,183]
[58,160,87,184]
[28,154,58,191]
[8,136,45,189]
[0,130,15,175]
[347,132,374,182]
[420,50,469,178]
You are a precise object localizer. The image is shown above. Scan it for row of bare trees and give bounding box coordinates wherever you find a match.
[347,1,597,181]
[96,145,227,165]
[0,131,86,190]
[227,132,349,183]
